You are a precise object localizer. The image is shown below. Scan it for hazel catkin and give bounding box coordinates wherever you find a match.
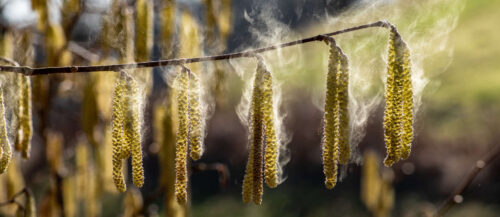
[124,75,144,187]
[188,72,204,160]
[383,27,413,166]
[322,37,340,189]
[337,50,350,165]
[174,68,190,204]
[0,86,12,173]
[259,61,279,189]
[111,72,127,192]
[321,36,351,189]
[20,76,33,159]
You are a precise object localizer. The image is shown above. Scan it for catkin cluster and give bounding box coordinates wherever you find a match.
[111,71,144,192]
[173,66,205,204]
[322,37,350,189]
[383,27,413,167]
[242,58,279,205]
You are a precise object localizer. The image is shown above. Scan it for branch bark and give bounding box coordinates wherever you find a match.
[433,144,500,217]
[0,21,392,76]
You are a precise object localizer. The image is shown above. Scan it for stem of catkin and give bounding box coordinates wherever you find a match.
[175,68,190,204]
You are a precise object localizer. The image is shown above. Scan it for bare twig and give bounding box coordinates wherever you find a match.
[433,144,500,217]
[0,57,19,66]
[0,21,392,76]
[0,187,27,208]
[67,41,100,62]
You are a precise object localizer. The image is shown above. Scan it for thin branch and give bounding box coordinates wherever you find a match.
[0,187,27,207]
[0,57,19,66]
[433,144,500,217]
[0,21,392,76]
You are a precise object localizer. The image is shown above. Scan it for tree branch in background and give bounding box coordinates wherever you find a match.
[0,187,27,209]
[433,144,500,217]
[0,21,393,75]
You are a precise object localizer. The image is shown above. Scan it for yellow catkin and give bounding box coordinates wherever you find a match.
[31,0,48,31]
[337,49,350,164]
[258,60,279,189]
[6,160,25,199]
[20,76,33,159]
[119,7,134,63]
[399,38,413,160]
[101,125,116,193]
[179,11,202,72]
[160,0,176,58]
[174,68,190,204]
[383,28,412,166]
[241,144,254,204]
[45,131,63,173]
[124,75,144,187]
[123,187,143,217]
[45,23,70,66]
[322,38,341,189]
[111,73,127,192]
[75,143,89,199]
[81,74,98,146]
[158,92,187,216]
[218,0,232,43]
[242,62,265,204]
[62,177,76,217]
[361,151,382,212]
[26,189,37,217]
[11,31,33,156]
[188,72,204,160]
[135,0,154,95]
[0,30,13,58]
[135,0,153,61]
[0,86,12,173]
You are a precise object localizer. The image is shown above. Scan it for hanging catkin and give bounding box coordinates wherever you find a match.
[174,68,190,204]
[248,66,264,205]
[159,0,176,58]
[0,86,12,173]
[400,40,413,160]
[12,31,33,159]
[260,61,279,189]
[135,0,154,95]
[25,189,37,217]
[322,39,339,189]
[124,75,144,187]
[337,50,350,164]
[111,72,127,192]
[178,10,205,160]
[242,57,278,204]
[19,76,33,159]
[188,72,203,160]
[321,37,350,189]
[383,27,413,166]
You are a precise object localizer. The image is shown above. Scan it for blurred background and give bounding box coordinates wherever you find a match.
[0,0,499,216]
